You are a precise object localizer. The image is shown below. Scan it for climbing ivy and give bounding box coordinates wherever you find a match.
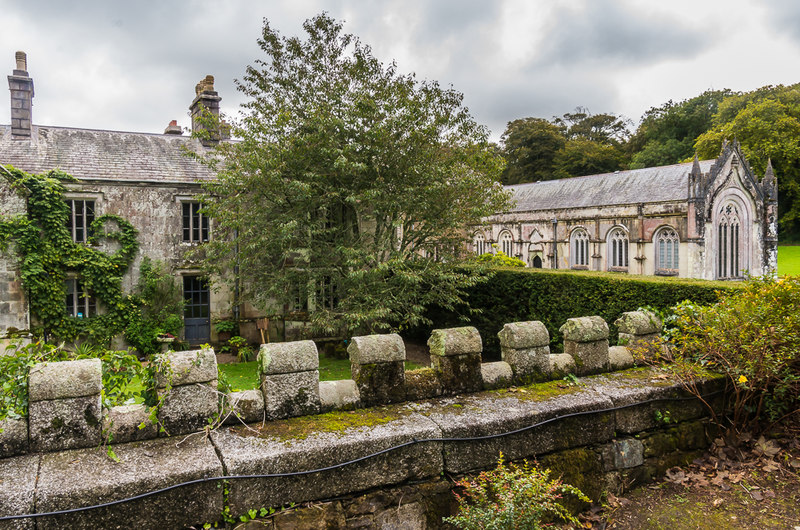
[0,166,139,344]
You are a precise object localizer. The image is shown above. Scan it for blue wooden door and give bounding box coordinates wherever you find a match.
[183,276,210,343]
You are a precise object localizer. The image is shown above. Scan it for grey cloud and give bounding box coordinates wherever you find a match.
[760,0,800,45]
[534,0,710,67]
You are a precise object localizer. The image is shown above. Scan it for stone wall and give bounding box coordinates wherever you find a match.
[0,312,723,528]
[0,176,28,335]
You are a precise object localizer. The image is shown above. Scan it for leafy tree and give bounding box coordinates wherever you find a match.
[499,118,565,184]
[552,137,626,178]
[694,84,800,241]
[628,90,730,168]
[554,107,632,145]
[199,14,509,336]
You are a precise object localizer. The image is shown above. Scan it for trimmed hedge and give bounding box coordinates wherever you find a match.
[412,268,739,360]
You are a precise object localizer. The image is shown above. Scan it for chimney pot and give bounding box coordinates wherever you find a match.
[164,120,183,135]
[190,74,222,146]
[14,51,27,72]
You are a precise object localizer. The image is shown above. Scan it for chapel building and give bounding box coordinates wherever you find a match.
[478,143,778,280]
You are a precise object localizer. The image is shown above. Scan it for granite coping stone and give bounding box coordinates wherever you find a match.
[210,410,443,514]
[498,321,550,349]
[0,417,28,458]
[418,388,616,473]
[28,358,102,401]
[615,310,662,335]
[258,340,319,375]
[347,333,406,364]
[560,316,609,343]
[155,348,217,388]
[34,435,224,529]
[0,454,38,530]
[427,327,482,357]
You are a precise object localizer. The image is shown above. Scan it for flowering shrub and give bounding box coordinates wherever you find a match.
[664,276,800,432]
[443,454,589,529]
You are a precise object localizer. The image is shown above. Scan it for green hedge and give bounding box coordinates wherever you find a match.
[412,268,738,360]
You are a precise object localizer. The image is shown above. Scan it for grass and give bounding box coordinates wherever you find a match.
[218,355,425,392]
[778,245,800,276]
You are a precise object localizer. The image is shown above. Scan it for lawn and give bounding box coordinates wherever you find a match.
[778,245,800,276]
[218,356,425,392]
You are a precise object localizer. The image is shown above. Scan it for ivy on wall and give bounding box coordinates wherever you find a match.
[0,167,139,344]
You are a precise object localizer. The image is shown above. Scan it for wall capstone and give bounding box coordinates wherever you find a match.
[348,333,406,406]
[259,341,321,419]
[428,327,483,394]
[560,316,610,376]
[156,349,219,435]
[498,321,551,383]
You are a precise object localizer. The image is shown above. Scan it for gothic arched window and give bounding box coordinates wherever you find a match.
[655,227,679,274]
[473,232,486,255]
[607,227,629,269]
[717,203,742,279]
[570,228,590,268]
[499,231,514,256]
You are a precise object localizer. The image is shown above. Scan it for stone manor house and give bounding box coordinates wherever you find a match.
[0,52,779,344]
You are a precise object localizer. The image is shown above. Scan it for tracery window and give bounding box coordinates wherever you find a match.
[717,203,741,279]
[655,227,679,274]
[473,232,487,255]
[570,228,590,268]
[499,231,514,256]
[607,228,629,269]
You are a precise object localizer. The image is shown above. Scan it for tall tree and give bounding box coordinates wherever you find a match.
[199,14,509,335]
[694,84,800,241]
[499,118,565,184]
[628,90,730,168]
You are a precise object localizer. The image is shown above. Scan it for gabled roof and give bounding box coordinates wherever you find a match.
[505,159,716,212]
[0,125,215,183]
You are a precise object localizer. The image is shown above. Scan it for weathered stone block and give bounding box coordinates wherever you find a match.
[564,339,609,375]
[481,361,513,390]
[601,438,644,470]
[259,340,319,375]
[498,321,549,349]
[261,370,321,419]
[615,310,662,335]
[0,454,38,530]
[549,353,576,377]
[351,361,405,407]
[103,403,158,444]
[404,368,442,401]
[318,379,360,412]
[35,436,223,529]
[29,394,102,452]
[501,345,551,381]
[272,501,346,528]
[608,345,634,371]
[211,411,443,515]
[375,502,427,529]
[560,316,609,343]
[28,358,102,401]
[223,389,265,424]
[427,327,482,357]
[155,347,217,388]
[347,333,405,364]
[431,352,482,394]
[157,382,219,436]
[0,417,28,457]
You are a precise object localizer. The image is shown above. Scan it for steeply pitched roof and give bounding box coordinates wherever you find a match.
[505,160,716,212]
[0,125,215,183]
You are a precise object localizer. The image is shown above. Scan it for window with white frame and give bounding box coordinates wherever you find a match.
[473,232,487,255]
[499,231,513,256]
[607,228,629,269]
[65,278,96,318]
[65,199,95,242]
[570,228,590,267]
[717,203,742,279]
[182,202,209,243]
[655,227,680,273]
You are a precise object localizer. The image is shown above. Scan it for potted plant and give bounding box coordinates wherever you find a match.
[213,318,237,343]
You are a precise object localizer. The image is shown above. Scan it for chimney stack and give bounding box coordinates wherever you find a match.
[164,119,183,135]
[8,51,34,140]
[189,74,221,146]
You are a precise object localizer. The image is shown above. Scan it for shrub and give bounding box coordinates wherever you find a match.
[664,276,800,433]
[473,250,526,268]
[444,454,589,530]
[415,267,735,358]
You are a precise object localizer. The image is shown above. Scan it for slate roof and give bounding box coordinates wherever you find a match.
[0,125,215,183]
[505,159,716,212]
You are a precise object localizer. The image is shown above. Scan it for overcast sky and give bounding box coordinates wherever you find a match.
[2,0,800,142]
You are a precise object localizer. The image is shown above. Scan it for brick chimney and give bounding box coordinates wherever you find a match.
[8,51,34,140]
[164,119,183,135]
[189,75,221,146]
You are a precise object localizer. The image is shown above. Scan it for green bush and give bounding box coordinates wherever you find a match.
[444,454,589,530]
[473,250,526,268]
[124,258,184,357]
[416,267,736,358]
[664,276,800,432]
